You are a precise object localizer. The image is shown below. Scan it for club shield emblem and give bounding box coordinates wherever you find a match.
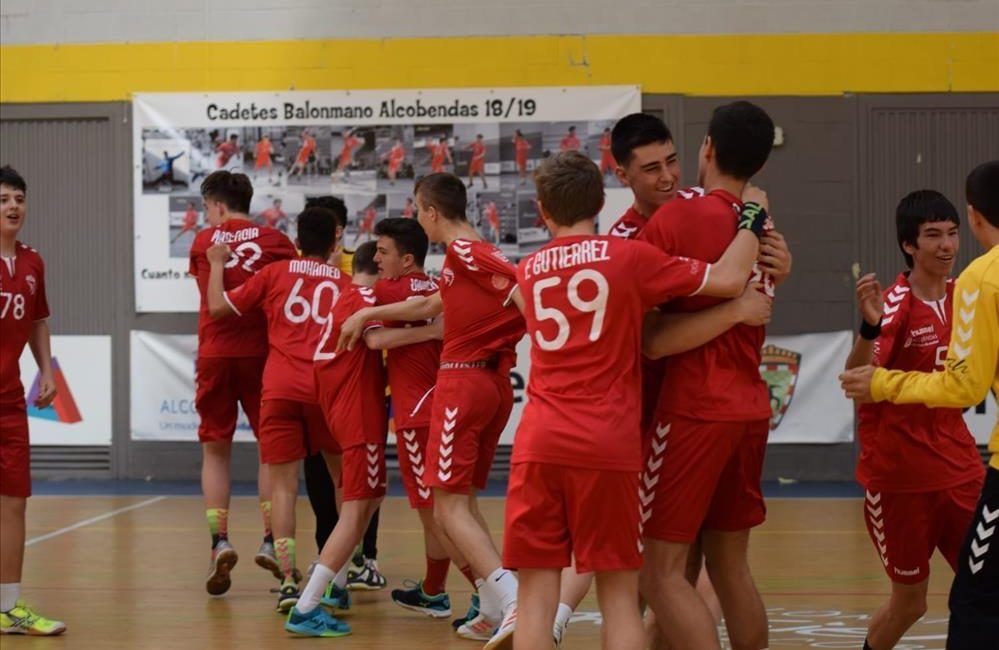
[759,344,801,430]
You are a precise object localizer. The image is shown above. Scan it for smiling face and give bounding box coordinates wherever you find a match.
[0,183,27,240]
[905,220,960,277]
[615,139,681,213]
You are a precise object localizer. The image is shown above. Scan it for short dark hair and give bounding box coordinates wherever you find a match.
[966,160,999,228]
[414,173,467,220]
[611,113,673,166]
[895,190,960,268]
[0,165,27,193]
[200,170,252,213]
[296,207,337,258]
[353,241,379,276]
[707,101,775,180]
[534,151,604,227]
[305,195,348,229]
[375,217,430,267]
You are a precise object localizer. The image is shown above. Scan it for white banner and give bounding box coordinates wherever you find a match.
[18,335,112,446]
[964,392,997,446]
[132,86,642,312]
[130,329,855,445]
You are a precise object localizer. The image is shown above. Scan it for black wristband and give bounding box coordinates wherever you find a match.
[738,202,768,238]
[859,317,882,341]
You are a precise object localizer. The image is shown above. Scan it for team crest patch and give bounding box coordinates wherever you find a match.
[491,274,511,291]
[759,344,801,430]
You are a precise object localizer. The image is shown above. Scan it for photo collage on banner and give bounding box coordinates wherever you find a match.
[133,87,642,311]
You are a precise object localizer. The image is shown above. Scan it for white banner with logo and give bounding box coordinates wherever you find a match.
[132,86,641,312]
[131,329,859,445]
[965,392,997,446]
[18,335,112,446]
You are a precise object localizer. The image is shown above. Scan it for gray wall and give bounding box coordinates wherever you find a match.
[3,93,997,482]
[3,0,997,43]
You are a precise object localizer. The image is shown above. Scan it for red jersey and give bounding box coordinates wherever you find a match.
[255,140,272,164]
[374,273,441,428]
[608,206,649,240]
[401,204,415,219]
[439,239,525,371]
[0,243,50,406]
[299,135,316,158]
[313,285,387,447]
[514,236,709,471]
[560,133,581,151]
[388,144,405,166]
[470,140,486,161]
[514,136,531,161]
[599,133,611,154]
[216,141,240,167]
[362,208,377,231]
[639,188,772,421]
[189,218,297,358]
[857,274,984,492]
[486,203,500,229]
[225,258,351,403]
[260,207,286,229]
[183,208,198,229]
[339,135,360,164]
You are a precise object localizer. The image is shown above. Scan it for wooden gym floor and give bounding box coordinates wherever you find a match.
[9,492,952,649]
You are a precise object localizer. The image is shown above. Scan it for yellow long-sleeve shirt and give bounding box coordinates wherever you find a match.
[871,245,999,469]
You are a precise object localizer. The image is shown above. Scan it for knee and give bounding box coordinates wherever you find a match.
[891,593,928,625]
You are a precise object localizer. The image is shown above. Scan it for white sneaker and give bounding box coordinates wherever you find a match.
[483,605,517,650]
[553,618,568,648]
[456,612,497,641]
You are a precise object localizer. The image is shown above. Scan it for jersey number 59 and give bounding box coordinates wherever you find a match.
[532,270,609,351]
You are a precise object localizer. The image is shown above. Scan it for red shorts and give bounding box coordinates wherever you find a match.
[259,399,340,464]
[0,401,31,498]
[339,443,387,502]
[863,478,982,585]
[516,155,527,170]
[195,356,265,443]
[425,368,512,493]
[397,426,432,509]
[641,415,769,543]
[469,159,485,175]
[255,157,271,168]
[504,462,641,573]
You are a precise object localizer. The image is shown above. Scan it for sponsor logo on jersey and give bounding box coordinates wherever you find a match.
[27,357,82,424]
[25,275,36,296]
[441,268,455,287]
[760,344,801,430]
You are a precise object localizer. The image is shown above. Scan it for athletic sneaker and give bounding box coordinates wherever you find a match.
[347,558,387,590]
[255,540,283,580]
[390,579,452,618]
[456,611,497,641]
[483,605,517,650]
[205,539,238,596]
[276,581,300,613]
[451,592,480,631]
[285,606,351,638]
[0,601,66,636]
[320,582,352,610]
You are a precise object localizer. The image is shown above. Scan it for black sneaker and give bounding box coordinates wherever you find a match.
[391,579,452,618]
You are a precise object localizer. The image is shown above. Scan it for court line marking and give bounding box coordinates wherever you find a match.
[26,496,167,546]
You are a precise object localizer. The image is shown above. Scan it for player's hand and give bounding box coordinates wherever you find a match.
[759,231,792,281]
[734,282,772,326]
[336,310,369,353]
[34,372,57,409]
[741,183,769,212]
[855,273,883,326]
[839,365,876,403]
[207,244,231,265]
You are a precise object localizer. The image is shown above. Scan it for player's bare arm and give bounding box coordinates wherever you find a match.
[363,320,443,350]
[337,292,443,351]
[643,282,771,359]
[28,319,57,408]
[206,243,236,319]
[760,230,792,284]
[844,273,883,370]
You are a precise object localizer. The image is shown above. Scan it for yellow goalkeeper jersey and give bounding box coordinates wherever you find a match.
[871,245,999,469]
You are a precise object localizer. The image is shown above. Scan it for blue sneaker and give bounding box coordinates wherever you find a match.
[452,592,481,631]
[320,582,352,610]
[391,579,452,618]
[285,606,351,637]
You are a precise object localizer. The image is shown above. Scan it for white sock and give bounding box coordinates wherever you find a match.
[333,562,349,589]
[477,577,502,621]
[486,567,519,616]
[554,602,573,631]
[297,563,335,614]
[0,583,20,611]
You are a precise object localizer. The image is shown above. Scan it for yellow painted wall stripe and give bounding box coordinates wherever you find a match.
[2,33,998,103]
